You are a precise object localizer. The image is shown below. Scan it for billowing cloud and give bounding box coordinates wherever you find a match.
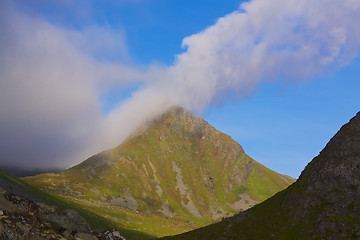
[0,2,148,168]
[105,0,360,148]
[148,0,360,111]
[1,0,360,169]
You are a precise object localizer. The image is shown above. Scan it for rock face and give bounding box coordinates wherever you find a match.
[0,172,127,240]
[0,189,90,239]
[281,111,360,237]
[161,111,360,240]
[24,106,294,238]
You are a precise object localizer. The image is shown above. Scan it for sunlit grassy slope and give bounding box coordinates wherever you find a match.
[161,111,360,240]
[0,168,154,239]
[24,106,294,239]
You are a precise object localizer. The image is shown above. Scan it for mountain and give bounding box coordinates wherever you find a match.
[0,165,64,177]
[24,106,294,239]
[160,111,360,240]
[0,168,127,239]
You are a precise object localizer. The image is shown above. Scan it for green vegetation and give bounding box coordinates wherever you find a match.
[161,111,360,240]
[24,107,294,239]
[0,169,155,239]
[160,188,313,240]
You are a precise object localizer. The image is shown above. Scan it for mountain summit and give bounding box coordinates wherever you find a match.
[24,106,294,238]
[162,111,360,240]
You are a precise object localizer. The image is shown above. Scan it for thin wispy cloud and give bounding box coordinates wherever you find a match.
[0,0,359,168]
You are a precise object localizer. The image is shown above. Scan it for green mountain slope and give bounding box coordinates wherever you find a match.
[24,106,294,238]
[161,111,360,240]
[0,168,139,239]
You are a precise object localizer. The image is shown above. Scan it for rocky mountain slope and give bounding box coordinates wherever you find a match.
[161,111,360,240]
[0,168,126,240]
[24,106,294,238]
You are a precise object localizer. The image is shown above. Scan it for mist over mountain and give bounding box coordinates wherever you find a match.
[1,0,359,239]
[1,0,359,171]
[24,107,294,238]
[162,111,360,240]
[0,165,64,178]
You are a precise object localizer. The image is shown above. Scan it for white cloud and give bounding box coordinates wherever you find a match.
[0,3,147,168]
[1,0,359,169]
[121,0,360,116]
[67,25,130,62]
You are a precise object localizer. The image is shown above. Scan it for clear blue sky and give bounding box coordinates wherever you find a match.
[3,0,360,177]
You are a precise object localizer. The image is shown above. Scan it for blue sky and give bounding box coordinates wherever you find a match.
[205,57,360,177]
[15,0,243,64]
[1,0,360,177]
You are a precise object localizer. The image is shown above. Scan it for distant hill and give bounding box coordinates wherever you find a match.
[0,165,64,177]
[24,106,294,239]
[160,111,360,240]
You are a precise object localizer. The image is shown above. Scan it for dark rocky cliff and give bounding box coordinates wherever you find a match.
[281,111,360,238]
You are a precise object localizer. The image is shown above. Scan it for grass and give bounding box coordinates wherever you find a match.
[160,188,313,240]
[23,107,295,239]
[0,169,118,231]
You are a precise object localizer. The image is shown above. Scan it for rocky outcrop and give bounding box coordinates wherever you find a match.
[280,111,360,238]
[0,186,126,240]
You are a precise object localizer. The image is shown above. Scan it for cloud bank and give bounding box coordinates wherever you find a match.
[1,0,359,168]
[0,2,152,168]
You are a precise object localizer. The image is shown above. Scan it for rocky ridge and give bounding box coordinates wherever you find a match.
[281,110,360,237]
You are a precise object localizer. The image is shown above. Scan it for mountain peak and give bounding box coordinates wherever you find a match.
[152,105,207,132]
[24,107,294,238]
[126,106,207,139]
[122,106,245,161]
[304,110,360,174]
[122,105,245,163]
[162,105,192,116]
